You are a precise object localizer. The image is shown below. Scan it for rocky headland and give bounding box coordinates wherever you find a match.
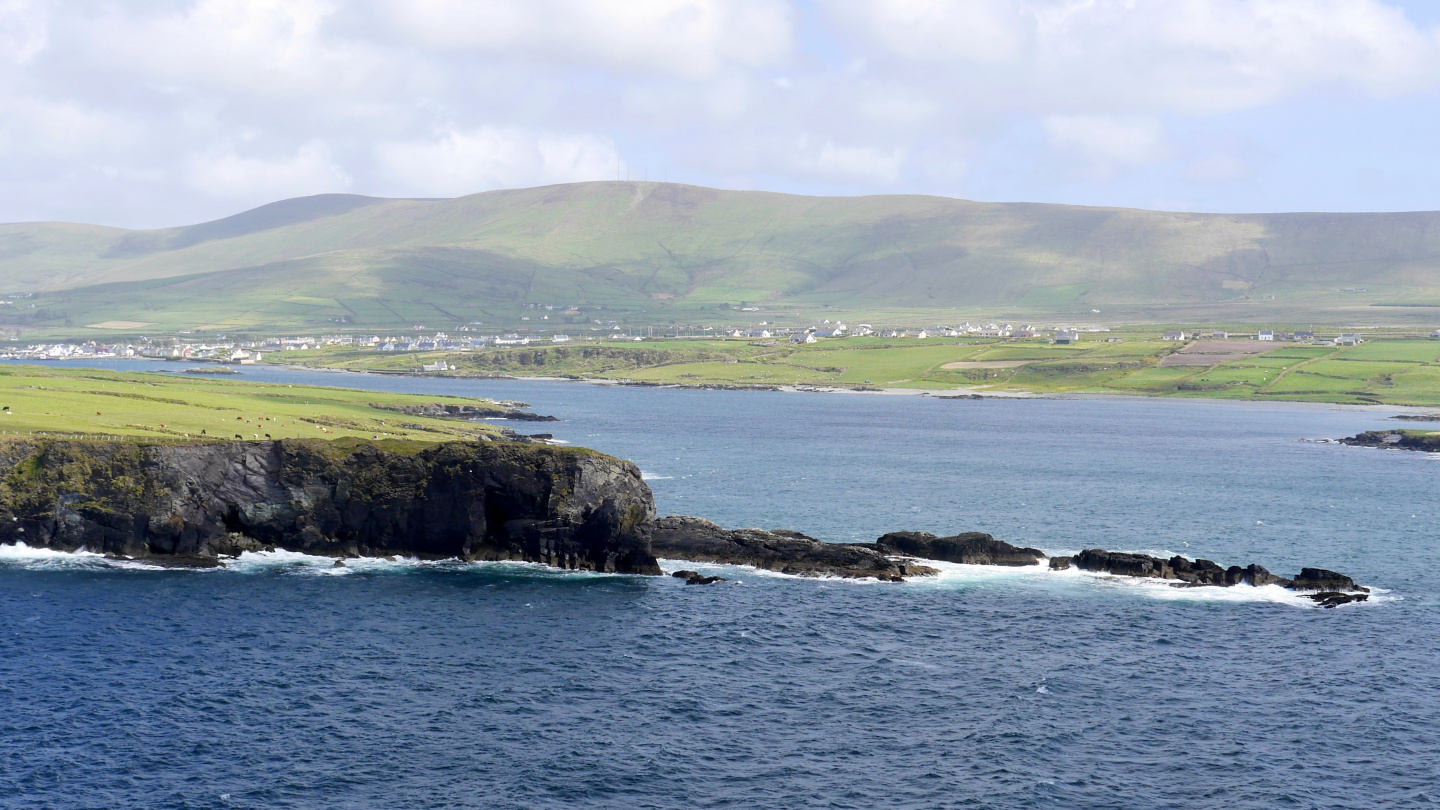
[0,437,1370,605]
[0,437,657,574]
[1340,430,1440,451]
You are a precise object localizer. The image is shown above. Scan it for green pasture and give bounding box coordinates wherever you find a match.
[0,365,512,442]
[271,335,1440,407]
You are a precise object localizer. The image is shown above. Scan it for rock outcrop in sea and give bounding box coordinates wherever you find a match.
[0,437,1370,604]
[1340,430,1440,451]
[0,438,658,574]
[647,516,938,581]
[1048,549,1368,605]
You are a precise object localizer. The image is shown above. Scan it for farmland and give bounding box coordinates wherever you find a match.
[273,332,1440,407]
[0,365,519,442]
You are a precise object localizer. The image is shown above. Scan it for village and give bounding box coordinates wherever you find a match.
[0,319,1416,365]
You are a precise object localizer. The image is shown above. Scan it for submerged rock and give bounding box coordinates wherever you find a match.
[0,437,659,575]
[1307,591,1369,608]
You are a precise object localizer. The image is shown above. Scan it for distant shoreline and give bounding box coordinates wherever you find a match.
[2,356,1433,415]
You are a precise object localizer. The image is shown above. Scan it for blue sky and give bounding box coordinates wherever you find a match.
[3,0,1440,227]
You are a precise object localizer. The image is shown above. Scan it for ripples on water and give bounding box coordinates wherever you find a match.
[1,361,1437,808]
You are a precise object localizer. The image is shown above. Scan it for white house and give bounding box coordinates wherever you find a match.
[1163,331,1186,341]
[1258,330,1274,341]
[551,334,572,343]
[1337,333,1365,346]
[789,332,817,345]
[1053,331,1080,344]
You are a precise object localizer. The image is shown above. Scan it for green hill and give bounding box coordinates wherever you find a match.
[6,182,1440,333]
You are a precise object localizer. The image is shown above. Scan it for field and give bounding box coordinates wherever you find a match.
[273,332,1440,406]
[0,366,521,442]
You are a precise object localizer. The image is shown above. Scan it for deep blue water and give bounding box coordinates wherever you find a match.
[2,361,1438,809]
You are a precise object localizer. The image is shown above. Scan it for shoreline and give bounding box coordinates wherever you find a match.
[4,356,1435,415]
[273,363,1437,414]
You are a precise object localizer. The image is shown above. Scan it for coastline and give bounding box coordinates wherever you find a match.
[4,356,1434,415]
[268,362,1437,414]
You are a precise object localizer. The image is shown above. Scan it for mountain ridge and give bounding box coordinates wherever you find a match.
[5,181,1440,331]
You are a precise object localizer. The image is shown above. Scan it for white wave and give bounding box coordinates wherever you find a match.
[655,558,882,585]
[0,542,105,564]
[641,472,673,480]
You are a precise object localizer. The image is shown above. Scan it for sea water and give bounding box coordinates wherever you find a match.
[1,361,1437,808]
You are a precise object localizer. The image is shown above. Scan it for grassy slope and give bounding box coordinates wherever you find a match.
[0,365,519,442]
[8,183,1440,333]
[276,335,1440,406]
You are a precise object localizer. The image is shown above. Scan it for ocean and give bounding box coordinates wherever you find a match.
[2,363,1437,809]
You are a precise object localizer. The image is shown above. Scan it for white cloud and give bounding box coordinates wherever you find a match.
[794,136,906,184]
[83,0,393,99]
[0,98,139,158]
[184,140,352,199]
[0,0,48,65]
[824,0,1032,65]
[384,0,794,79]
[1044,114,1171,174]
[829,0,1440,114]
[375,127,621,196]
[3,0,1440,226]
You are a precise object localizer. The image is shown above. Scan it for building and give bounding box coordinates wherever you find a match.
[1258,331,1274,341]
[1053,330,1080,344]
[789,332,817,345]
[1337,333,1365,346]
[1163,331,1186,341]
[1294,331,1315,341]
[551,334,572,343]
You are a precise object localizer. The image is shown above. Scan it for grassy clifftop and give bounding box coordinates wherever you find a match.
[7,182,1440,333]
[0,365,522,442]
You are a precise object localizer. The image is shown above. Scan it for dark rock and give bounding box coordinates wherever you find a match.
[1339,430,1440,451]
[1073,549,1173,579]
[1048,556,1072,570]
[671,570,699,579]
[0,438,659,575]
[369,402,559,423]
[648,515,936,581]
[684,574,726,585]
[875,531,1043,566]
[1238,564,1287,587]
[1069,548,1367,594]
[333,559,346,567]
[1291,568,1368,593]
[1307,591,1369,608]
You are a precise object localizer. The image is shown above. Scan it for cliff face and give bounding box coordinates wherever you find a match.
[0,438,659,574]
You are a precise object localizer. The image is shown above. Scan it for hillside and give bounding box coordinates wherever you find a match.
[5,182,1440,333]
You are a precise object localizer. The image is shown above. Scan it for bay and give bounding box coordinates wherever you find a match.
[1,360,1436,809]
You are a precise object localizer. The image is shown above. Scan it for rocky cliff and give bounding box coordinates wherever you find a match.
[0,437,659,574]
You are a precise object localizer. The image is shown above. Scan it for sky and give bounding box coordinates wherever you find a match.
[3,0,1440,228]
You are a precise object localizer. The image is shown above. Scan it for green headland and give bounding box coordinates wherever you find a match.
[0,365,519,442]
